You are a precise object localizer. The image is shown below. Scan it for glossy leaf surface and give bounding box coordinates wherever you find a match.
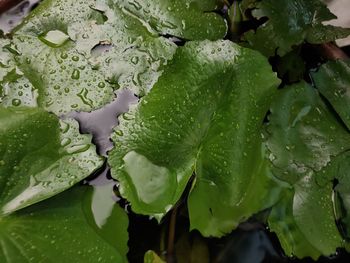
[0,187,128,263]
[268,180,342,260]
[0,107,103,215]
[109,40,282,237]
[265,82,350,184]
[241,0,350,56]
[0,0,226,114]
[265,82,350,259]
[311,60,350,130]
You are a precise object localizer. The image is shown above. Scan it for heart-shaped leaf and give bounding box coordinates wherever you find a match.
[109,40,282,237]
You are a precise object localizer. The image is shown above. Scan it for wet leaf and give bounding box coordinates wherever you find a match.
[265,82,350,258]
[144,250,165,263]
[323,152,350,241]
[109,40,282,237]
[0,0,227,114]
[268,178,342,260]
[0,106,103,215]
[0,187,128,263]
[241,0,350,56]
[311,60,350,130]
[265,82,350,184]
[83,183,129,259]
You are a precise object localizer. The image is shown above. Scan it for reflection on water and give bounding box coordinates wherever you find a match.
[0,0,40,33]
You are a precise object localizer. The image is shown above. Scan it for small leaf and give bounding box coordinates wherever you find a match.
[241,0,350,56]
[144,250,165,263]
[0,107,103,215]
[311,60,350,130]
[0,187,128,263]
[323,152,350,241]
[109,40,282,237]
[268,177,342,260]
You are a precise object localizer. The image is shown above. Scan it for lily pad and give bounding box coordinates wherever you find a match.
[0,0,227,114]
[0,187,128,263]
[109,40,282,237]
[0,106,103,215]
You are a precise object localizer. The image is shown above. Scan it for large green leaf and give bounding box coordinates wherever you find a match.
[311,60,350,130]
[0,186,128,263]
[0,107,103,215]
[109,40,282,237]
[0,0,226,114]
[265,82,350,184]
[265,82,350,258]
[241,0,350,56]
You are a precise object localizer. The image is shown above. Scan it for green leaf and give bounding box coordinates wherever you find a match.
[0,187,128,263]
[323,152,350,241]
[265,82,349,258]
[311,60,350,130]
[0,107,103,215]
[274,49,306,83]
[111,0,227,40]
[83,183,129,259]
[241,0,350,56]
[0,0,227,114]
[268,176,342,260]
[265,82,350,184]
[109,40,282,237]
[144,250,165,263]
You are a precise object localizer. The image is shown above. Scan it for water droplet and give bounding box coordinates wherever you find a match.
[12,99,21,106]
[38,30,70,48]
[77,88,93,107]
[61,138,71,147]
[128,0,142,10]
[131,56,139,65]
[71,69,80,80]
[115,130,124,136]
[98,82,106,89]
[72,56,79,62]
[66,144,90,154]
[60,53,68,59]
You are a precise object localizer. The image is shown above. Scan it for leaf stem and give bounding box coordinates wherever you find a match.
[317,42,349,60]
[166,205,178,263]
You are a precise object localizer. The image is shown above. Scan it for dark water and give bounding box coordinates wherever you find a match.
[2,1,350,263]
[0,0,40,33]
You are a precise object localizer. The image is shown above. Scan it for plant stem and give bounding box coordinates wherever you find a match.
[318,42,349,60]
[166,205,178,263]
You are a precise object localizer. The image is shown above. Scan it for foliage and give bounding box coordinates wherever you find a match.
[0,0,350,262]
